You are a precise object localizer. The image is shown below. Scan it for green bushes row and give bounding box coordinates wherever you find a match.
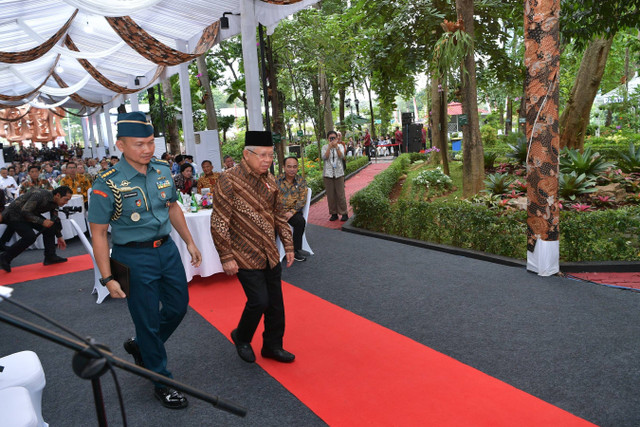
[350,154,412,230]
[350,155,640,261]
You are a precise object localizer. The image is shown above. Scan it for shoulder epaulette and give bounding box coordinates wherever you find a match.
[98,168,117,180]
[151,158,169,166]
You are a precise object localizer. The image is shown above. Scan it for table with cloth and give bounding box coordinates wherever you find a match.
[169,209,223,282]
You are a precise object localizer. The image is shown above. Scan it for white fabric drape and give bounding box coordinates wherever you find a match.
[29,97,70,109]
[16,19,126,60]
[10,67,91,96]
[61,0,163,17]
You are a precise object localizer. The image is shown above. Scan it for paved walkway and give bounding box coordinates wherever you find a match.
[308,160,392,230]
[307,157,640,289]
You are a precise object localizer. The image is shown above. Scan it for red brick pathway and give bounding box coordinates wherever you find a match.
[570,272,640,291]
[308,161,392,230]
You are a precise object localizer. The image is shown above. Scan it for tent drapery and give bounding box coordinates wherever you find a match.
[106,17,221,66]
[61,0,163,17]
[0,10,78,64]
[64,36,165,94]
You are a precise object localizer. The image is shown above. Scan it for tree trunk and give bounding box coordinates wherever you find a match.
[146,87,159,137]
[196,55,218,131]
[266,36,285,173]
[505,96,512,135]
[559,36,613,150]
[319,61,333,134]
[161,78,181,154]
[338,87,346,134]
[430,76,449,175]
[524,0,560,262]
[456,0,484,197]
[364,77,376,140]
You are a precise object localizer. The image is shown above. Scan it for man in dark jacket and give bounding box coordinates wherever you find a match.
[0,186,72,272]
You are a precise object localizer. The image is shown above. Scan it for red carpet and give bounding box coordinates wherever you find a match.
[571,272,640,290]
[188,274,593,426]
[0,254,93,286]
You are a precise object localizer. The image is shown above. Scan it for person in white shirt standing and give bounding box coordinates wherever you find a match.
[321,130,349,222]
[0,167,18,201]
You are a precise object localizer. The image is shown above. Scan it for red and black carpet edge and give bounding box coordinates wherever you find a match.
[0,254,93,286]
[188,274,593,426]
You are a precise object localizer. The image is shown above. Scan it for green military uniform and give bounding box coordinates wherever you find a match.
[88,155,188,385]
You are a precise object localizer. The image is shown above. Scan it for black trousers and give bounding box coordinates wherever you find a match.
[5,221,56,261]
[236,263,285,349]
[288,211,306,251]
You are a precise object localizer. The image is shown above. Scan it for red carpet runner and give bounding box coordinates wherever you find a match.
[0,254,93,286]
[188,274,593,426]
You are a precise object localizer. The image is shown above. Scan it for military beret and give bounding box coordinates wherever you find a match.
[245,130,273,147]
[117,112,154,138]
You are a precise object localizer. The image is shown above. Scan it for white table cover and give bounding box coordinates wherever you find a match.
[169,209,223,282]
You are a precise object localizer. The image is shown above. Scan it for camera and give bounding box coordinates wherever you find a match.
[59,206,82,215]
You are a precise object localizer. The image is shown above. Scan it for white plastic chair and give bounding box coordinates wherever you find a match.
[277,187,313,260]
[68,219,109,304]
[0,351,48,426]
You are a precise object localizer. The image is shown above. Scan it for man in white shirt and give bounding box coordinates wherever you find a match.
[0,167,18,201]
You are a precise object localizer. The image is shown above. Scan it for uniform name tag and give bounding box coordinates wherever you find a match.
[123,191,138,198]
[156,180,172,189]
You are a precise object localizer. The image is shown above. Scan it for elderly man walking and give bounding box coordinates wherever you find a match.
[210,130,296,364]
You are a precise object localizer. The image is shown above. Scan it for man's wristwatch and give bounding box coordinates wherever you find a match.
[99,275,114,286]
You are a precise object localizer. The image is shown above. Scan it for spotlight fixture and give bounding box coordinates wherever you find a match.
[55,65,64,74]
[134,75,144,86]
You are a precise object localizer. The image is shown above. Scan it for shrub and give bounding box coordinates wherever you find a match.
[506,134,528,165]
[560,206,640,261]
[558,172,597,201]
[480,124,499,147]
[351,154,411,230]
[305,142,321,161]
[484,151,499,169]
[616,143,640,173]
[559,146,614,178]
[412,167,453,191]
[483,172,513,195]
[221,136,245,163]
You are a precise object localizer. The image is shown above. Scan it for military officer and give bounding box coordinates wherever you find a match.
[88,112,202,410]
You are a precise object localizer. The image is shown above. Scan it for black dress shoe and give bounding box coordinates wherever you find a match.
[340,214,349,221]
[0,254,11,273]
[294,251,307,262]
[329,214,339,221]
[261,347,295,363]
[231,329,255,363]
[43,255,67,265]
[123,338,145,367]
[154,387,188,409]
[297,249,311,257]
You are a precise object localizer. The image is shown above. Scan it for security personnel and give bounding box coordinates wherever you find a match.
[88,112,202,410]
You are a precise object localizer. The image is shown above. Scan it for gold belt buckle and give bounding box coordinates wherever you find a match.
[153,239,162,248]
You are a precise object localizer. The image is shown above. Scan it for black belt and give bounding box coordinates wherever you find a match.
[122,236,169,248]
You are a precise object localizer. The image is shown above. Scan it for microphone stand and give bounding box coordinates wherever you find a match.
[0,295,247,425]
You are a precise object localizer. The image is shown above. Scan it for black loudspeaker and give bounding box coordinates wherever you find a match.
[288,145,301,157]
[407,123,423,153]
[401,112,414,126]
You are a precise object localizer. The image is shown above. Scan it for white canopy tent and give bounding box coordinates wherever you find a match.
[0,0,319,158]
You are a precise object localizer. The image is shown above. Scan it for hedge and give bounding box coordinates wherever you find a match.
[350,155,640,261]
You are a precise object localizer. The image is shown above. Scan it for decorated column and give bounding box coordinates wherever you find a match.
[524,0,560,276]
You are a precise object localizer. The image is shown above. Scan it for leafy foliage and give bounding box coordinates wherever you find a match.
[484,151,499,170]
[412,167,453,191]
[506,135,528,165]
[558,172,597,201]
[617,143,640,173]
[559,147,614,178]
[483,172,513,195]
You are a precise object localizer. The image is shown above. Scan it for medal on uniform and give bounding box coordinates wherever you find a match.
[135,199,142,207]
[131,212,141,222]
